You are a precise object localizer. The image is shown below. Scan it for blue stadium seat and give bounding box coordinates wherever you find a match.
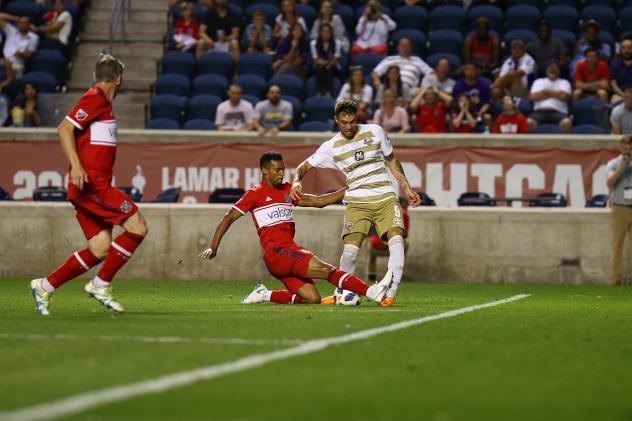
[543,5,578,32]
[306,76,342,97]
[183,119,215,130]
[518,100,533,116]
[551,30,576,56]
[529,192,567,207]
[428,29,462,57]
[351,53,386,78]
[429,5,465,31]
[246,3,279,28]
[296,3,317,30]
[579,30,614,48]
[149,94,186,122]
[426,53,461,76]
[571,124,605,134]
[209,188,245,203]
[548,0,577,6]
[32,186,66,202]
[304,96,336,123]
[581,5,616,34]
[531,124,565,134]
[503,29,537,48]
[238,52,272,79]
[572,98,607,126]
[457,192,496,206]
[508,0,541,7]
[269,74,304,99]
[154,187,181,203]
[282,95,302,128]
[6,2,42,25]
[392,5,428,31]
[119,186,142,203]
[22,72,56,93]
[197,52,233,78]
[0,186,10,201]
[467,5,503,32]
[333,3,355,34]
[390,29,426,56]
[154,73,190,97]
[28,49,66,82]
[187,94,222,122]
[192,74,228,98]
[419,192,436,206]
[233,74,266,98]
[241,94,260,106]
[585,194,608,208]
[505,5,541,32]
[620,7,632,36]
[298,121,332,132]
[145,118,180,129]
[161,51,196,77]
[584,0,615,6]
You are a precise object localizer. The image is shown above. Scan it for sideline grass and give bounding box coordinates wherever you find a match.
[1,278,631,420]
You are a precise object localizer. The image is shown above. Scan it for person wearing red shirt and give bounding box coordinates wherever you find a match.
[199,151,393,305]
[173,2,200,52]
[29,54,148,316]
[462,16,500,78]
[493,95,529,134]
[411,86,447,133]
[573,46,610,102]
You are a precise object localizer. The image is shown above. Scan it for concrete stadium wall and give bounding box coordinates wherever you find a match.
[0,202,621,285]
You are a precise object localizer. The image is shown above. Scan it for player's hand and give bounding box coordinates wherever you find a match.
[290,181,303,202]
[404,185,421,208]
[198,247,216,260]
[71,164,88,191]
[257,127,266,137]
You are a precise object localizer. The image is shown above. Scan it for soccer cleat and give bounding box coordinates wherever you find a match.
[320,295,335,305]
[373,270,393,303]
[241,283,267,304]
[30,278,51,316]
[378,296,395,307]
[84,281,124,312]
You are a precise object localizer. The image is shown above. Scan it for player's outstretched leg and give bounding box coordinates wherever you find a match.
[241,283,304,304]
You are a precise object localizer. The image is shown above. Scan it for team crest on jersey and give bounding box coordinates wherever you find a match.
[363,137,374,146]
[284,194,292,203]
[75,109,88,121]
[344,222,353,231]
[354,151,365,161]
[120,200,132,213]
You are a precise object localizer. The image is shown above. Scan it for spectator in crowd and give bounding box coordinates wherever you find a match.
[273,23,310,78]
[462,17,499,78]
[526,20,567,76]
[420,58,455,106]
[610,38,632,104]
[367,196,409,283]
[0,14,38,78]
[273,0,308,44]
[374,65,411,108]
[13,82,40,127]
[197,0,240,61]
[573,47,609,102]
[527,60,572,131]
[492,95,528,134]
[337,66,373,122]
[606,135,632,285]
[243,11,272,53]
[450,94,478,133]
[372,38,432,91]
[371,88,410,133]
[351,0,396,57]
[411,86,447,133]
[215,84,254,131]
[569,20,611,78]
[253,85,293,137]
[32,0,72,52]
[611,87,632,135]
[310,22,341,96]
[172,2,200,53]
[309,0,349,53]
[492,39,536,100]
[0,48,12,126]
[452,62,493,128]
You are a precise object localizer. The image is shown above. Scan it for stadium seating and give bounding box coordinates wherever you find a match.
[467,5,503,32]
[32,186,67,202]
[505,5,541,32]
[333,3,354,34]
[571,124,606,134]
[390,29,426,56]
[269,75,304,99]
[552,30,576,56]
[154,74,190,97]
[305,76,342,98]
[282,95,302,128]
[457,192,496,206]
[518,100,534,116]
[145,119,180,129]
[426,53,461,76]
[149,95,186,123]
[392,5,428,31]
[585,194,608,208]
[0,186,10,201]
[161,51,196,78]
[28,49,66,83]
[233,74,266,98]
[245,3,279,27]
[543,5,578,32]
[503,29,537,47]
[23,72,57,93]
[238,52,273,79]
[197,52,233,78]
[529,193,567,207]
[531,124,565,134]
[429,5,465,31]
[296,3,317,30]
[183,119,215,130]
[192,74,228,98]
[572,98,607,126]
[419,192,436,206]
[304,96,336,123]
[298,121,332,132]
[7,1,42,25]
[241,94,260,106]
[621,7,632,37]
[428,29,462,57]
[119,186,142,203]
[581,5,616,33]
[187,95,222,122]
[209,188,246,203]
[351,53,386,78]
[153,187,181,203]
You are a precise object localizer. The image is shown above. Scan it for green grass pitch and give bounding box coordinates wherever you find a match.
[1,278,631,421]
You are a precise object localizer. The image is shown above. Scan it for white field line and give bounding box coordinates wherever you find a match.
[0,333,303,346]
[0,294,530,421]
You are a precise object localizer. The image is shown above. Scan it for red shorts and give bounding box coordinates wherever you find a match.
[263,243,314,293]
[369,234,388,251]
[71,180,138,239]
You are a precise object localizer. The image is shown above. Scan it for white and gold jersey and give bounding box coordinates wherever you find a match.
[307,124,397,204]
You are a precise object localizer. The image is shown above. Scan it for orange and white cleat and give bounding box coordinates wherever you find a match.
[320,295,335,305]
[378,296,395,307]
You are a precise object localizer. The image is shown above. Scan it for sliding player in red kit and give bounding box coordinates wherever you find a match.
[198,151,393,304]
[29,54,148,315]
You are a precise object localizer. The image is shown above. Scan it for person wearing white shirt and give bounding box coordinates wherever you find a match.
[351,0,396,57]
[0,14,38,77]
[273,0,307,43]
[372,38,432,91]
[309,0,349,53]
[492,39,536,100]
[526,61,573,131]
[33,0,73,51]
[337,66,373,122]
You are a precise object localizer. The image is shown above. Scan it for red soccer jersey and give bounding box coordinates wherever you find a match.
[574,59,609,83]
[233,182,300,249]
[493,113,529,134]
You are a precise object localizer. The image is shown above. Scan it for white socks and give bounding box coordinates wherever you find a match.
[339,244,359,274]
[262,290,272,302]
[386,235,405,298]
[92,276,110,288]
[41,278,55,293]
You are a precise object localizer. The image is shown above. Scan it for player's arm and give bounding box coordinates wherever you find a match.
[58,118,88,191]
[384,153,421,207]
[198,208,243,260]
[290,159,314,202]
[297,188,345,208]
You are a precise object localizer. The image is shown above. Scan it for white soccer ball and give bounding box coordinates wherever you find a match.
[333,288,361,306]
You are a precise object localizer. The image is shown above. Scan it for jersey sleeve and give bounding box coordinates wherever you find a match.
[65,94,109,130]
[376,125,394,156]
[306,141,336,169]
[233,189,258,214]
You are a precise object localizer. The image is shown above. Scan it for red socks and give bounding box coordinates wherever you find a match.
[327,269,369,296]
[270,290,303,304]
[47,248,102,288]
[97,231,145,282]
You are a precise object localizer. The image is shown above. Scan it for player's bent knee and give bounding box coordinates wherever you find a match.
[123,212,148,237]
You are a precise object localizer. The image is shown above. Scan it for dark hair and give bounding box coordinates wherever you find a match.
[584,46,599,56]
[316,23,335,59]
[334,99,358,117]
[260,151,284,168]
[381,65,403,98]
[621,135,632,144]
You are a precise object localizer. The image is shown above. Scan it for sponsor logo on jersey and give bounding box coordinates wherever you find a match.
[284,194,292,203]
[75,109,88,121]
[354,151,365,161]
[253,204,293,228]
[265,196,272,201]
[120,200,132,213]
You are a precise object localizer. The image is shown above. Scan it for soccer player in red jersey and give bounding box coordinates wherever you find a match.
[29,54,148,315]
[198,151,393,305]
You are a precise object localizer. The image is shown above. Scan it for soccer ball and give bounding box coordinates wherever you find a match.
[333,288,361,306]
